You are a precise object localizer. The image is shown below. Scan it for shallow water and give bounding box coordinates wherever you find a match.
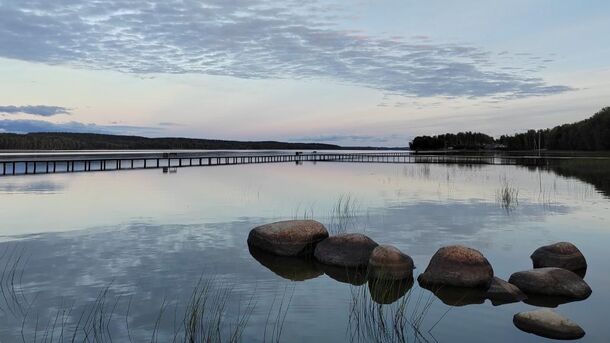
[0,159,608,342]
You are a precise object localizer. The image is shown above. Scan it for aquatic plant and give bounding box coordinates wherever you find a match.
[328,194,361,235]
[171,277,255,343]
[0,244,29,317]
[262,285,294,343]
[348,278,439,343]
[15,274,296,343]
[292,201,315,220]
[496,177,519,212]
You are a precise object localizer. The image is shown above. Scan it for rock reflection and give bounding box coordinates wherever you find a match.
[523,294,583,308]
[368,277,414,305]
[317,263,368,285]
[419,282,487,307]
[248,245,322,281]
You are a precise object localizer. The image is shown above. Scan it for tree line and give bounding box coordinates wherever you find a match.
[0,132,342,150]
[410,107,610,151]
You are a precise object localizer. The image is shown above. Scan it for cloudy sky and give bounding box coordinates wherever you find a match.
[0,0,608,146]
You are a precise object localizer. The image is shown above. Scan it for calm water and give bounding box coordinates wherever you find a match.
[0,158,609,342]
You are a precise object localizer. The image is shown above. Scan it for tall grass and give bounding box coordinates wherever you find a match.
[172,277,256,343]
[292,201,315,220]
[262,285,294,343]
[15,275,295,343]
[0,244,29,317]
[328,194,361,235]
[348,279,439,343]
[495,177,519,212]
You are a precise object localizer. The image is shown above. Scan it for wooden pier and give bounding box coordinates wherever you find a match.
[0,151,550,177]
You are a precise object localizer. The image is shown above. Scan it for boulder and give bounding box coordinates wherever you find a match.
[417,245,494,288]
[485,277,527,306]
[367,245,415,280]
[314,233,378,268]
[513,309,585,340]
[508,268,591,300]
[531,242,587,274]
[247,220,329,256]
[249,245,323,281]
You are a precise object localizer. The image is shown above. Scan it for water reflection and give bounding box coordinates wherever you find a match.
[348,282,437,343]
[523,294,584,308]
[249,245,322,281]
[534,159,610,198]
[418,283,487,307]
[0,179,65,194]
[0,160,608,342]
[368,277,414,305]
[317,263,368,286]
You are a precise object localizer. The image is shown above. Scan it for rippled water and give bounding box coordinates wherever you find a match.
[0,158,608,342]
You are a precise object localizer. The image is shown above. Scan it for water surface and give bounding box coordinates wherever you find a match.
[0,158,608,342]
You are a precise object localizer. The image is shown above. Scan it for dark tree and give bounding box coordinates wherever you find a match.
[409,132,494,150]
[410,107,610,151]
[0,132,342,150]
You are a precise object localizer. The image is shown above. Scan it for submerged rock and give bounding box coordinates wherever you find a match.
[508,268,591,300]
[368,277,414,304]
[417,245,494,288]
[531,242,587,274]
[368,245,414,280]
[247,220,329,256]
[248,245,323,281]
[314,233,378,268]
[513,309,585,340]
[485,277,527,306]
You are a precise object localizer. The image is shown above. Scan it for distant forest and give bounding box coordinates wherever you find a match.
[409,107,610,151]
[0,132,342,150]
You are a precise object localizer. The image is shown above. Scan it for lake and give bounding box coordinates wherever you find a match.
[0,154,608,342]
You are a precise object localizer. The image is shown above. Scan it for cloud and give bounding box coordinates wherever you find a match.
[0,0,571,99]
[0,119,160,135]
[0,105,70,116]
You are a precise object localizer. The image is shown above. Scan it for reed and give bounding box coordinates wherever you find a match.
[496,177,519,211]
[348,278,439,343]
[16,275,290,343]
[328,194,361,235]
[0,243,29,317]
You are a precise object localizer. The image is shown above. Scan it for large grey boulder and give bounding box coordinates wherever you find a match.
[314,233,378,268]
[247,220,329,256]
[486,277,527,305]
[513,309,585,340]
[417,245,494,288]
[508,268,592,300]
[531,242,587,273]
[368,245,414,280]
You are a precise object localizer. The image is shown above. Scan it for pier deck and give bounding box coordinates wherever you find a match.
[0,151,558,176]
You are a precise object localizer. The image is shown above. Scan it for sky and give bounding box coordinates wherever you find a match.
[0,0,609,146]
